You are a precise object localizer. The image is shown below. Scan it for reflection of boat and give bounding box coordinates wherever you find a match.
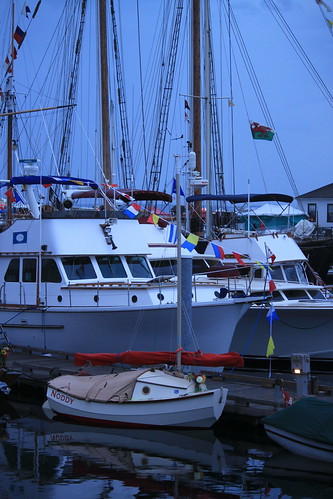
[42,400,228,473]
[263,450,333,498]
[263,397,333,462]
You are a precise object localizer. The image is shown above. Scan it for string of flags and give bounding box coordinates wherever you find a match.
[3,2,41,76]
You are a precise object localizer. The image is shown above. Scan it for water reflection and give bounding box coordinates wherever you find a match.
[0,398,332,498]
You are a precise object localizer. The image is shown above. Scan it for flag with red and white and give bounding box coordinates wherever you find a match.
[124,202,141,219]
[265,245,276,264]
[280,387,293,406]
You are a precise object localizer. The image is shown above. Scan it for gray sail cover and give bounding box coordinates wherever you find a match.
[48,369,150,403]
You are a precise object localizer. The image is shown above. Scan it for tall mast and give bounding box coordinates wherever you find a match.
[191,0,202,234]
[98,0,112,183]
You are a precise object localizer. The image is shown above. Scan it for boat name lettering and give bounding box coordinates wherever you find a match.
[51,389,74,404]
[50,434,73,442]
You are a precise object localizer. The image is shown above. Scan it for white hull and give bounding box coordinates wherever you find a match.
[1,300,248,354]
[232,305,333,357]
[47,385,227,429]
[264,424,333,462]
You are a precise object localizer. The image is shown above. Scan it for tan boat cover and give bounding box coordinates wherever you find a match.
[48,369,150,403]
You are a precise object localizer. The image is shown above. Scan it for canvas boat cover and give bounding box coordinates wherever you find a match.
[74,350,244,367]
[48,369,150,403]
[262,397,333,445]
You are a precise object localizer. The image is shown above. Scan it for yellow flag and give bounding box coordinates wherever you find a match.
[266,336,275,357]
[152,214,159,225]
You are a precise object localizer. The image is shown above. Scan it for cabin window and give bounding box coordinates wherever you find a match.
[61,256,97,280]
[307,289,326,300]
[283,265,299,282]
[327,204,333,223]
[272,291,284,301]
[151,259,176,276]
[193,259,209,274]
[269,265,283,281]
[41,258,62,283]
[254,268,262,279]
[4,258,20,282]
[96,255,127,278]
[283,289,309,300]
[23,258,37,282]
[307,203,317,222]
[125,256,153,278]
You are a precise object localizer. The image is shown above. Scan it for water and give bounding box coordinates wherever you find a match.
[0,399,332,498]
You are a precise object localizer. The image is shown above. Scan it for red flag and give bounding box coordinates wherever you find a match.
[280,387,293,406]
[269,278,276,293]
[5,188,16,203]
[232,251,246,266]
[267,269,276,293]
[13,26,25,47]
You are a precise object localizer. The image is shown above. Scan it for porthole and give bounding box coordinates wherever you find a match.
[142,385,150,395]
[57,295,62,302]
[157,293,164,301]
[131,295,138,303]
[94,295,99,302]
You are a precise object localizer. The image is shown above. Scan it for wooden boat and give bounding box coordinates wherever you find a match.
[46,367,228,429]
[262,397,333,462]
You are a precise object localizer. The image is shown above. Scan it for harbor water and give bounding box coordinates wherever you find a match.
[0,399,332,498]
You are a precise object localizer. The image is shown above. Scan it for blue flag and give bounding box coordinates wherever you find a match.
[266,305,279,323]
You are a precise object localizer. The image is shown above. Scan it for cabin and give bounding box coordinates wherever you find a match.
[296,184,333,232]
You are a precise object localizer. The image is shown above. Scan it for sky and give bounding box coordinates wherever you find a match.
[0,0,332,209]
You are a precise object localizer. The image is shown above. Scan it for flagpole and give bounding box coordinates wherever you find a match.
[247,179,250,232]
[175,155,182,372]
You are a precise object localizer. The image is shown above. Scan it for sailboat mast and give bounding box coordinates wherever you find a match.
[176,156,182,372]
[6,1,15,221]
[98,0,112,183]
[191,0,202,233]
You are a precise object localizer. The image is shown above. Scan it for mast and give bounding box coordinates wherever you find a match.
[98,0,112,182]
[191,0,202,233]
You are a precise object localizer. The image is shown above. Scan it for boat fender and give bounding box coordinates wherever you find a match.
[214,288,228,299]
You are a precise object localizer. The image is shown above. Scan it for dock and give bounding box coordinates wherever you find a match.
[3,346,333,426]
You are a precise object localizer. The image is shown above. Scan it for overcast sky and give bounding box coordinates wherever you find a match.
[1,0,332,204]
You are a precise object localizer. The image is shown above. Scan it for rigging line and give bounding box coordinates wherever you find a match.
[265,0,333,108]
[227,4,300,200]
[227,0,236,196]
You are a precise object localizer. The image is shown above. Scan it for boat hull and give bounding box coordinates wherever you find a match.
[0,301,249,354]
[231,304,333,357]
[264,423,333,462]
[46,385,228,429]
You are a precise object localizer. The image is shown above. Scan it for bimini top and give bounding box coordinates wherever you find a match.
[0,175,99,190]
[186,193,294,204]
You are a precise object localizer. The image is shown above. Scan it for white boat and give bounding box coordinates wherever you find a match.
[140,218,333,357]
[0,3,254,357]
[46,367,227,428]
[45,168,232,428]
[263,397,333,462]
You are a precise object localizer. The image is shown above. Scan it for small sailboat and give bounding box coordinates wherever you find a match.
[46,166,240,428]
